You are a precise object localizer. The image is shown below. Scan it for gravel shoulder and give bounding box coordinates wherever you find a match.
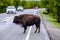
[40,13,60,40]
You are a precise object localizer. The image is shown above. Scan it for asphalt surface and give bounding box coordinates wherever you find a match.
[0,9,50,40]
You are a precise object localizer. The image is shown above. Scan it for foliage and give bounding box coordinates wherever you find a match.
[0,0,43,13]
[42,0,60,22]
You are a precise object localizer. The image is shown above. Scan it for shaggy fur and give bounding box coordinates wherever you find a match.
[13,14,41,33]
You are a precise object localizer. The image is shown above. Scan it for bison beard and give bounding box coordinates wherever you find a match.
[13,14,41,33]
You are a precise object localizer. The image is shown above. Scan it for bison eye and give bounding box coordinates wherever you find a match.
[15,16,18,18]
[13,20,19,24]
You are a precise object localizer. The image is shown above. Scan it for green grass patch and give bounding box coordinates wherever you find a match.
[40,11,60,29]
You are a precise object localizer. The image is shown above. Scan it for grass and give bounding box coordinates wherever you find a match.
[40,11,60,29]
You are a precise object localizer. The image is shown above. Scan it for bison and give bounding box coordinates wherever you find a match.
[13,14,41,33]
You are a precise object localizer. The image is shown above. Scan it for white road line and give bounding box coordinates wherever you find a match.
[0,17,9,23]
[0,14,18,23]
[26,26,32,40]
[0,12,23,23]
[0,16,14,23]
[26,10,35,40]
[0,17,9,21]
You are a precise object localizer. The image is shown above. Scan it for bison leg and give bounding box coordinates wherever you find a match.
[38,26,40,33]
[35,23,40,33]
[35,27,38,33]
[23,26,27,33]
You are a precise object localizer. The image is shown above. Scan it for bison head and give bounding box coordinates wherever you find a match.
[13,16,23,24]
[13,16,20,24]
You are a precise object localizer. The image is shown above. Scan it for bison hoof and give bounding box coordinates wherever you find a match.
[23,31,26,33]
[34,31,37,33]
[38,31,40,33]
[23,32,25,33]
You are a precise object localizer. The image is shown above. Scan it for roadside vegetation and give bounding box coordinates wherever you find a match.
[41,0,60,28]
[42,0,60,23]
[41,10,60,28]
[0,0,44,13]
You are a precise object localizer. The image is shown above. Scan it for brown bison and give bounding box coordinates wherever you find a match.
[13,14,41,33]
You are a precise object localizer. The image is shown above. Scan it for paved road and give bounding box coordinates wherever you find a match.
[0,9,50,40]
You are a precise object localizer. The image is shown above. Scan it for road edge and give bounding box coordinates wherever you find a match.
[40,13,51,40]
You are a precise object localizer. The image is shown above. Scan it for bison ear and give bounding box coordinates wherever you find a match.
[15,16,18,18]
